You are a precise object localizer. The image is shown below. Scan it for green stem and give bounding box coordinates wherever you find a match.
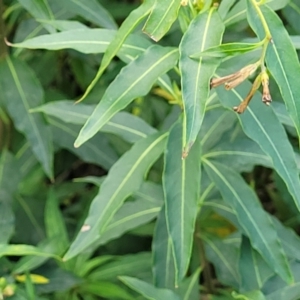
[251,0,271,39]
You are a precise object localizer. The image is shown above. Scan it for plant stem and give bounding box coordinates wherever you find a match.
[251,0,271,39]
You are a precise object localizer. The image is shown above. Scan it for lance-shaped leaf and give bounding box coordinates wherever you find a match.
[0,244,59,260]
[215,80,300,211]
[224,0,289,27]
[33,101,157,143]
[80,0,155,101]
[49,117,118,170]
[18,0,55,33]
[203,160,293,284]
[0,57,53,178]
[202,234,240,288]
[143,0,181,42]
[179,7,224,154]
[177,269,201,300]
[64,132,167,260]
[8,29,149,55]
[218,0,236,20]
[120,277,180,300]
[164,120,201,282]
[246,2,300,139]
[75,46,178,147]
[97,182,163,246]
[239,236,274,292]
[62,0,117,29]
[152,205,176,289]
[282,1,300,34]
[191,42,262,59]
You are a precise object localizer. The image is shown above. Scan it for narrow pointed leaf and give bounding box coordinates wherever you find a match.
[218,0,236,20]
[62,0,117,29]
[120,276,180,300]
[177,269,201,300]
[239,236,274,292]
[18,0,55,33]
[215,80,300,211]
[0,57,53,178]
[246,2,300,139]
[282,1,300,34]
[152,205,176,289]
[204,160,293,284]
[49,117,118,170]
[179,8,224,153]
[80,0,154,100]
[64,132,167,260]
[202,234,240,288]
[0,244,58,259]
[143,0,181,42]
[191,42,262,58]
[75,46,178,147]
[97,182,163,246]
[164,120,201,282]
[33,101,157,143]
[9,29,149,55]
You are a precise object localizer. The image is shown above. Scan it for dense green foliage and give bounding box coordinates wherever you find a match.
[1,0,300,299]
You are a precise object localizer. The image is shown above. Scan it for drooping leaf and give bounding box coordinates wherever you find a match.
[179,7,224,154]
[75,46,178,147]
[33,101,157,143]
[0,57,53,178]
[203,160,293,284]
[143,0,181,42]
[120,276,180,300]
[247,2,300,138]
[62,0,117,29]
[177,269,201,300]
[64,132,167,260]
[164,119,201,282]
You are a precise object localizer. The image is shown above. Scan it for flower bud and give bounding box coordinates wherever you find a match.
[261,71,272,105]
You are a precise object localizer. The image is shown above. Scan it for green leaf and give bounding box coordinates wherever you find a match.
[218,0,236,20]
[152,205,176,289]
[49,117,118,170]
[202,234,240,288]
[282,1,300,34]
[120,276,180,300]
[191,42,262,58]
[38,19,88,31]
[33,101,157,143]
[0,201,14,244]
[75,45,178,147]
[18,0,55,33]
[164,120,201,282]
[45,188,69,254]
[143,0,181,42]
[64,132,167,260]
[0,244,59,259]
[9,29,150,55]
[80,0,154,101]
[224,0,289,27]
[239,236,274,292]
[203,160,293,284]
[232,290,266,300]
[179,7,224,153]
[177,269,201,300]
[247,2,300,138]
[97,182,163,246]
[62,0,117,29]
[88,252,152,281]
[0,57,53,178]
[215,80,300,211]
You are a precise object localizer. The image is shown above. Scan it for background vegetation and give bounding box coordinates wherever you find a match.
[1,0,300,299]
